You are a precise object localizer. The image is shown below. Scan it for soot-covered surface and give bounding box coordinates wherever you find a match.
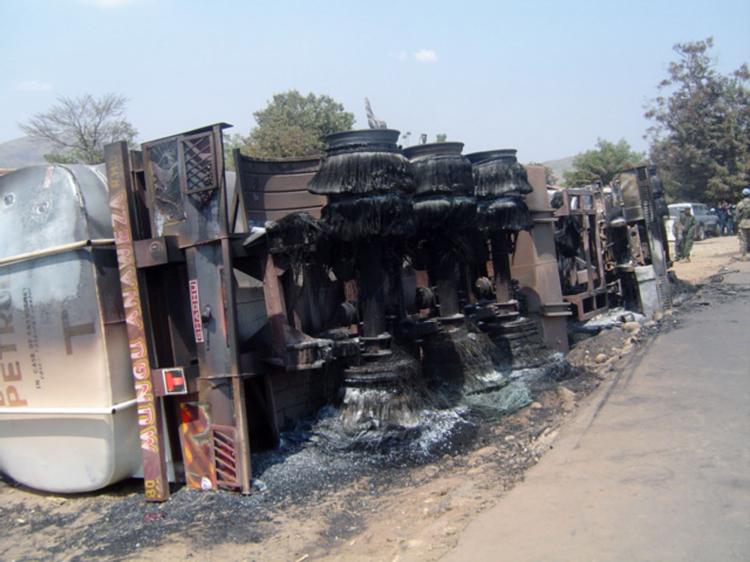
[0,365,572,562]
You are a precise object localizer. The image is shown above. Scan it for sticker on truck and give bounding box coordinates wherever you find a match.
[189,279,204,344]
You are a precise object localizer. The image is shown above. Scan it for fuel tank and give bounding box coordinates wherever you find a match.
[0,164,141,493]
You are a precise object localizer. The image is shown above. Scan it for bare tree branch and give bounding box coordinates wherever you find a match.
[19,93,137,164]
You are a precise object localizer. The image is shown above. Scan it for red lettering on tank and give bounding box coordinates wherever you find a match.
[5,386,27,407]
[1,361,21,382]
[0,291,15,361]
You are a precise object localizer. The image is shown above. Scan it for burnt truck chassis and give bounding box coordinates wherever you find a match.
[609,166,672,316]
[100,124,671,502]
[106,124,324,500]
[552,169,672,322]
[106,126,253,499]
[553,186,615,321]
[105,125,361,501]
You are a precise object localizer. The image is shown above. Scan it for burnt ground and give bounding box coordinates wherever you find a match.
[1,249,745,562]
[0,339,643,561]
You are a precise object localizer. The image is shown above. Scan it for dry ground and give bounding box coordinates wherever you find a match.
[0,235,742,562]
[671,234,741,283]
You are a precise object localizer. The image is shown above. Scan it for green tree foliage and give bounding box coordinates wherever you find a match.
[563,139,643,187]
[20,93,137,164]
[435,133,447,142]
[645,38,750,203]
[223,132,249,169]
[241,90,355,158]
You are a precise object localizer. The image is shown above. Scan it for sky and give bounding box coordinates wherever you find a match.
[1,0,748,162]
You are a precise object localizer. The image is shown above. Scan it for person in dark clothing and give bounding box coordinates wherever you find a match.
[673,208,697,261]
[716,204,728,236]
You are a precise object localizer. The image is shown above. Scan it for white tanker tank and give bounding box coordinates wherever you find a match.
[0,164,142,493]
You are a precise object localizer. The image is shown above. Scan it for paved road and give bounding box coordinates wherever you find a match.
[443,266,750,562]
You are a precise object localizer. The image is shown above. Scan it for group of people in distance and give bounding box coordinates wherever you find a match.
[672,187,750,262]
[715,200,737,236]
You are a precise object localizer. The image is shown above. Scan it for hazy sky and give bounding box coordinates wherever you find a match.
[1,0,748,162]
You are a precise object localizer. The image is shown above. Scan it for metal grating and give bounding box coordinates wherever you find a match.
[181,133,216,196]
[212,425,239,489]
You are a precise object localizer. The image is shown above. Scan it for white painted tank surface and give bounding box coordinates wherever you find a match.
[0,164,141,493]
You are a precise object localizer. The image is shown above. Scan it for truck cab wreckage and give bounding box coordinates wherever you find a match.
[0,123,672,500]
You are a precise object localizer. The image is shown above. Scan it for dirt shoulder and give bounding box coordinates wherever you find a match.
[670,234,740,283]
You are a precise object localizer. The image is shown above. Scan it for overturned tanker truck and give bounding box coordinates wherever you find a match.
[550,167,672,322]
[0,123,670,499]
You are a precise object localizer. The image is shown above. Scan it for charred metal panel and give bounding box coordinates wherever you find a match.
[615,167,672,315]
[511,166,570,353]
[234,153,325,227]
[144,137,185,234]
[139,124,252,494]
[235,153,345,370]
[133,236,184,269]
[553,186,611,321]
[142,124,231,245]
[620,169,646,223]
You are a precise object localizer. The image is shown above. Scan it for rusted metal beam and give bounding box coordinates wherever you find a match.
[221,235,252,494]
[261,252,288,361]
[105,141,170,502]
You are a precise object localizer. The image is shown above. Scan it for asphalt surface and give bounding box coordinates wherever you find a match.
[443,265,750,562]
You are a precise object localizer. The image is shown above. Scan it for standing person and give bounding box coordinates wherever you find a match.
[727,204,736,235]
[716,203,727,236]
[724,201,733,234]
[672,210,685,260]
[735,188,750,261]
[678,208,697,262]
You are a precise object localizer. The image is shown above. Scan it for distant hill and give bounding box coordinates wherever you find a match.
[0,137,55,169]
[541,155,575,186]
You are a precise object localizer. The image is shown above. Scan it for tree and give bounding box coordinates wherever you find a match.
[563,139,644,187]
[241,90,355,158]
[20,93,137,164]
[223,132,249,169]
[645,38,749,203]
